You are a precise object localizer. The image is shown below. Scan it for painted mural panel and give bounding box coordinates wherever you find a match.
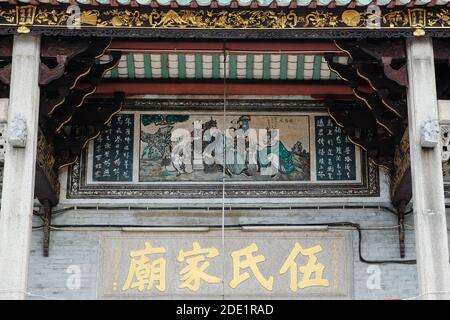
[69,100,380,200]
[139,113,311,182]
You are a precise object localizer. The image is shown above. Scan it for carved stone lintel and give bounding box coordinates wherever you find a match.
[7,115,27,148]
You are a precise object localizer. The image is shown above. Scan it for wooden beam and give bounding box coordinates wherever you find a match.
[109,40,341,54]
[390,129,411,207]
[35,129,59,206]
[90,82,357,96]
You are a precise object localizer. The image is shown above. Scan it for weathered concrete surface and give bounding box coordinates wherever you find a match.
[0,35,41,300]
[27,207,450,300]
[406,37,450,300]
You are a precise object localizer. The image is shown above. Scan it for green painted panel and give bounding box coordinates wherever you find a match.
[279,54,288,80]
[126,54,136,79]
[296,55,305,80]
[110,66,119,78]
[161,54,169,79]
[263,54,271,80]
[228,55,237,80]
[246,54,254,80]
[195,54,203,80]
[212,54,221,79]
[329,56,339,80]
[178,54,186,80]
[143,54,152,79]
[312,56,322,81]
[105,53,345,82]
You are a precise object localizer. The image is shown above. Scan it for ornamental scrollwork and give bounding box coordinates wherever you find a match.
[0,8,15,24]
[4,5,450,32]
[37,129,60,197]
[35,9,70,26]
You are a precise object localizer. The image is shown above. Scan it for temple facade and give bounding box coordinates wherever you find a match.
[0,0,449,299]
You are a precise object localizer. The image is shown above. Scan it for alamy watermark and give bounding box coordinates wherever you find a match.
[366,265,382,290]
[66,265,81,290]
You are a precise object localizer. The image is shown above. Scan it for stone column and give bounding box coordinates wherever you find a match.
[406,37,450,300]
[0,35,41,300]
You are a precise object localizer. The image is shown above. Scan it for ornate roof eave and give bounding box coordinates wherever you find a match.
[3,3,450,38]
[2,0,450,8]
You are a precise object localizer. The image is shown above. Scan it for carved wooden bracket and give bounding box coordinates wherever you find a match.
[36,37,119,207]
[325,40,408,171]
[39,56,66,86]
[381,57,408,88]
[40,37,112,119]
[53,92,125,169]
[326,39,411,215]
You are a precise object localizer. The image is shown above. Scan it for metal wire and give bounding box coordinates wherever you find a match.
[31,221,443,265]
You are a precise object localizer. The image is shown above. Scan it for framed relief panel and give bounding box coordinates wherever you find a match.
[66,99,379,199]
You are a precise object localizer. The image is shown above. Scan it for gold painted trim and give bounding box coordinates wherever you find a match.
[48,66,92,116]
[81,105,122,151]
[326,61,350,82]
[57,102,123,170]
[47,97,66,117]
[333,40,353,60]
[101,55,122,78]
[55,86,97,133]
[327,107,345,129]
[102,103,124,130]
[3,6,449,32]
[58,156,78,171]
[347,135,391,171]
[82,132,101,151]
[332,41,404,121]
[96,38,112,59]
[328,107,391,171]
[352,89,394,136]
[347,135,367,152]
[69,66,92,91]
[356,68,403,119]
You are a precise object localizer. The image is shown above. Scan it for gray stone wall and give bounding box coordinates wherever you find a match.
[27,207,450,300]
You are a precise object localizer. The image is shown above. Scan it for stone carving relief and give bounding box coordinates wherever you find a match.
[7,115,27,148]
